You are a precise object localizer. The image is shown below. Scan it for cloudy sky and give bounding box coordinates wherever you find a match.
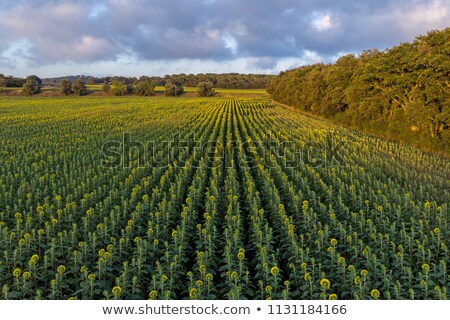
[0,0,449,77]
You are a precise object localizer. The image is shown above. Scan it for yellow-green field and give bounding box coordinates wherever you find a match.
[0,96,448,300]
[154,86,267,95]
[1,86,267,98]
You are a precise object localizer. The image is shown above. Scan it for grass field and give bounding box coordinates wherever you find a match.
[0,96,448,300]
[85,84,104,91]
[1,86,267,98]
[154,86,267,95]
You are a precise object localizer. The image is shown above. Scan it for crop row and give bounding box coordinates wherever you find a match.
[0,96,448,299]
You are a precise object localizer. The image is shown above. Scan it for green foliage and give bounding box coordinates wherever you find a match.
[268,28,450,154]
[161,73,272,89]
[164,82,184,96]
[72,79,87,96]
[0,96,448,300]
[0,74,25,88]
[197,82,215,97]
[134,80,155,96]
[60,80,72,96]
[126,84,134,95]
[21,75,42,95]
[110,80,126,96]
[44,74,273,89]
[102,83,110,93]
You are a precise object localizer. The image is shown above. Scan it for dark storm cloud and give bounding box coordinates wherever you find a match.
[0,0,449,68]
[212,0,449,57]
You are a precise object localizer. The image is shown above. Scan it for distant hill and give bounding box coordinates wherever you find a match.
[42,75,98,86]
[268,28,450,155]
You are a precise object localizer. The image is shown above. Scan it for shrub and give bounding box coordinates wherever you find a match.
[197,82,215,97]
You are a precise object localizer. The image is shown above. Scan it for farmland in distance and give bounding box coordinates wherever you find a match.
[0,96,448,299]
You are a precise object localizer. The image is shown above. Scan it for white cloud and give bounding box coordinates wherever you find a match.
[73,36,113,60]
[0,39,34,68]
[0,50,333,78]
[223,33,238,55]
[311,12,338,31]
[389,0,448,34]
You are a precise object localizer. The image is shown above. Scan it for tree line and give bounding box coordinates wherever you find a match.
[2,73,264,97]
[44,73,273,89]
[95,78,215,97]
[100,78,186,97]
[0,74,25,87]
[268,28,450,154]
[1,74,216,97]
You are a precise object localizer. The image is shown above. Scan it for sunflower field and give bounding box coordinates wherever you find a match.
[0,96,448,300]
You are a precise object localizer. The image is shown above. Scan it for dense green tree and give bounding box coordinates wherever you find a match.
[22,75,42,95]
[268,27,450,154]
[126,84,134,95]
[197,82,215,97]
[43,73,273,90]
[72,79,87,96]
[60,80,72,95]
[321,54,358,115]
[164,82,184,96]
[134,79,155,96]
[110,80,126,96]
